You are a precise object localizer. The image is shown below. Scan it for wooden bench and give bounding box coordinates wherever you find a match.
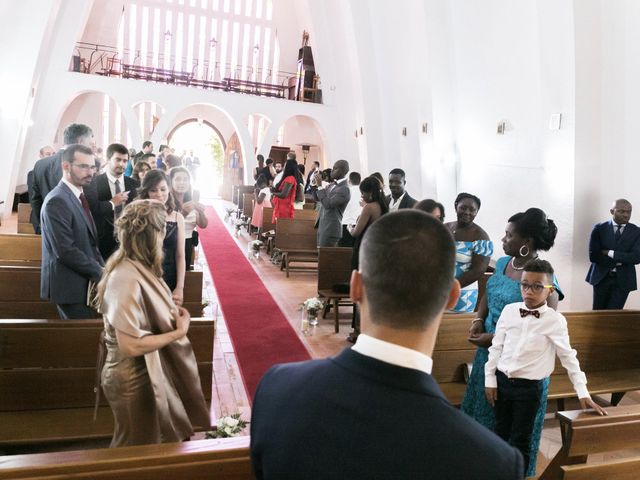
[0,265,204,318]
[433,310,640,408]
[274,218,318,277]
[17,203,35,234]
[539,404,640,480]
[0,436,253,479]
[0,318,215,447]
[317,247,354,333]
[0,233,41,266]
[242,193,254,230]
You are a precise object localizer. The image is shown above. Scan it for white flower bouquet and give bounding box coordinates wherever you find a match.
[301,297,324,313]
[248,240,263,259]
[205,413,249,439]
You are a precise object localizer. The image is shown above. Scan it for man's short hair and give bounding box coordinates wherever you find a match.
[266,158,273,165]
[523,258,554,276]
[287,151,296,161]
[142,140,153,149]
[313,161,320,167]
[62,144,93,164]
[389,168,406,178]
[142,152,156,161]
[360,210,455,329]
[349,171,361,185]
[63,124,93,145]
[106,143,129,159]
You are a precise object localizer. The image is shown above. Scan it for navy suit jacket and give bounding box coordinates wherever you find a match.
[85,173,139,259]
[586,220,640,291]
[29,150,64,232]
[40,182,104,304]
[251,348,523,480]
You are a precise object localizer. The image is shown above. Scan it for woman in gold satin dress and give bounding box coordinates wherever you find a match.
[95,200,210,447]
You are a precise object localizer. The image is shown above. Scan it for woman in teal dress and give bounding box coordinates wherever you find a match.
[445,193,493,312]
[461,208,562,477]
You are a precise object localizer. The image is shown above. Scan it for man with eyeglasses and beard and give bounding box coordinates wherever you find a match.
[40,144,104,319]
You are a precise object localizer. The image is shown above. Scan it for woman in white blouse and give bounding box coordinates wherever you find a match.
[169,166,208,270]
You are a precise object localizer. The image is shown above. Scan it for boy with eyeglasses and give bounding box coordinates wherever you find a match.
[484,258,607,472]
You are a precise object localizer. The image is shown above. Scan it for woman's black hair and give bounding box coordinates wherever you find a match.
[360,177,389,215]
[508,207,557,251]
[275,158,299,191]
[454,192,481,210]
[255,174,268,189]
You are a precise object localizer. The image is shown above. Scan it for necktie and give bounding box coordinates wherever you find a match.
[615,224,622,242]
[114,179,123,217]
[519,308,540,318]
[79,193,96,233]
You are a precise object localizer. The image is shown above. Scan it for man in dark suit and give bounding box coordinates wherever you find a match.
[251,210,524,479]
[386,168,417,211]
[29,123,95,233]
[40,144,104,320]
[586,198,640,309]
[304,160,320,194]
[312,159,351,247]
[85,143,139,259]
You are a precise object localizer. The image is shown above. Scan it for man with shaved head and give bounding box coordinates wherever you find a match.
[586,199,640,309]
[312,159,351,247]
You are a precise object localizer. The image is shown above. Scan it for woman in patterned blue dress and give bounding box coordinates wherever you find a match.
[445,193,493,312]
[461,208,562,477]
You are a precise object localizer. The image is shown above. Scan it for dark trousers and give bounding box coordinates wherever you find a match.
[57,303,99,320]
[593,272,630,309]
[494,371,542,474]
[338,226,355,247]
[185,238,194,271]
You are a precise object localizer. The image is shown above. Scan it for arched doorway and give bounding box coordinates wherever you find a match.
[167,119,226,199]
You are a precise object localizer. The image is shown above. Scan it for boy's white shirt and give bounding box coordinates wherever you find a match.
[484,302,590,399]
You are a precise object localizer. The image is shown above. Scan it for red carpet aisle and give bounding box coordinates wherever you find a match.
[199,206,311,400]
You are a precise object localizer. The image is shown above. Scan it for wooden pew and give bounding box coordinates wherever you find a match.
[434,310,640,407]
[0,437,253,479]
[539,404,640,480]
[293,209,318,222]
[317,247,354,333]
[0,265,204,318]
[0,233,41,266]
[257,207,276,252]
[0,318,215,447]
[242,193,254,230]
[17,203,35,234]
[274,218,317,277]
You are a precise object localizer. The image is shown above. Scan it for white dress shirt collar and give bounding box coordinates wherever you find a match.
[352,334,433,375]
[389,191,407,210]
[520,302,548,315]
[60,178,83,201]
[105,170,123,185]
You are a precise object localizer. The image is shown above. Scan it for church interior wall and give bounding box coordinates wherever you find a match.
[5,0,640,310]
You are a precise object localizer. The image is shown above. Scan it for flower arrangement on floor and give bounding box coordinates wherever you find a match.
[205,413,249,438]
[248,240,263,259]
[224,207,237,222]
[300,297,324,333]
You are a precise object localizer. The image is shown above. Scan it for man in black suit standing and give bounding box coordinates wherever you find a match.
[29,123,95,233]
[312,159,351,247]
[85,143,139,259]
[386,168,417,211]
[40,144,104,320]
[251,210,524,480]
[304,160,320,194]
[586,198,640,309]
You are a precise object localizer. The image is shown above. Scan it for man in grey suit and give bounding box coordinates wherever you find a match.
[40,144,104,319]
[313,159,351,247]
[29,123,95,233]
